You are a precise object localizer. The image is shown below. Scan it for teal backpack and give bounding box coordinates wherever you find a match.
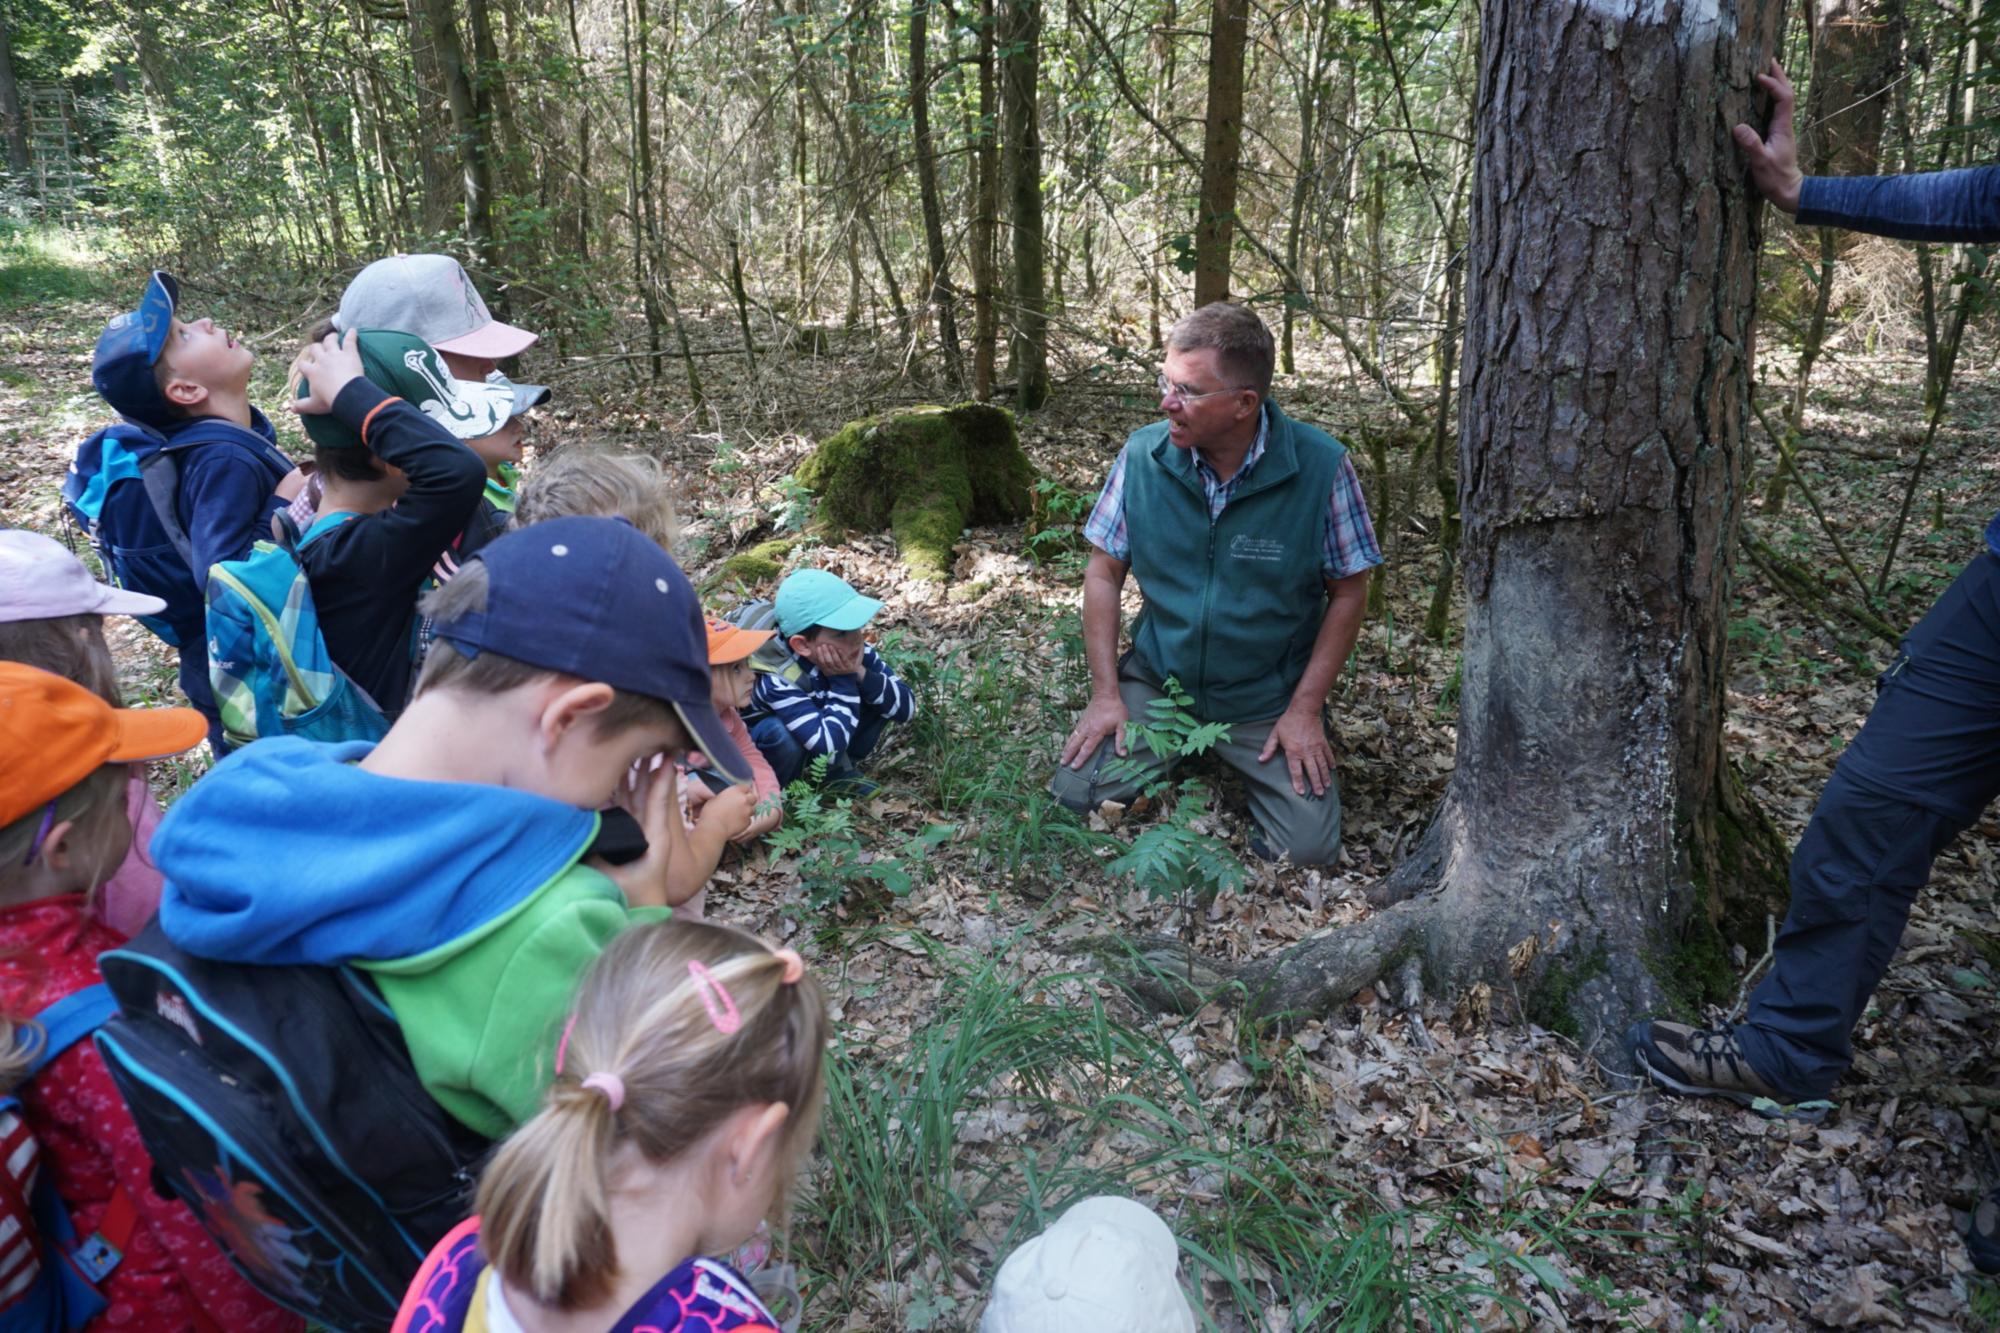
[205,513,393,749]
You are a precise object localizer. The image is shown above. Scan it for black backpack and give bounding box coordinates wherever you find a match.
[91,924,490,1332]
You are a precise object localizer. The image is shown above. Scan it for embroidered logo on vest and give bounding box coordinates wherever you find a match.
[1228,534,1286,563]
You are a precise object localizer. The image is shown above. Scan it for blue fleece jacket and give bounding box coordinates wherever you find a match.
[166,409,296,598]
[154,737,598,965]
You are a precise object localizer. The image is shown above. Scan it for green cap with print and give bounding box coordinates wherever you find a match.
[299,328,549,450]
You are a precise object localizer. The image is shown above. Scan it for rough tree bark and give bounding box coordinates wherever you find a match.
[1095,0,1792,1061]
[1192,0,1247,306]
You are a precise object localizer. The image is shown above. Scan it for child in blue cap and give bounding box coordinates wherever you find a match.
[78,271,305,746]
[741,569,915,797]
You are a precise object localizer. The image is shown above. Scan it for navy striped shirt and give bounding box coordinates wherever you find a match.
[744,644,915,759]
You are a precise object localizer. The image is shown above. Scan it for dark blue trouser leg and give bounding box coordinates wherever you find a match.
[1736,552,2000,1100]
[748,716,809,788]
[844,710,890,767]
[175,636,227,755]
[751,703,897,787]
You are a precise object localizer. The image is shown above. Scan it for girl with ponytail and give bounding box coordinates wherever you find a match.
[393,917,828,1333]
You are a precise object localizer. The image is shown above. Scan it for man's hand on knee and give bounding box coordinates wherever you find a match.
[1060,694,1129,769]
[1260,706,1334,797]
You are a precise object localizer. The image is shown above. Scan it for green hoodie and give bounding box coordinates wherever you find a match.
[356,854,669,1139]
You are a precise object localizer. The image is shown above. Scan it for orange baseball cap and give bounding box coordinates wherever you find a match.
[0,664,208,827]
[705,617,774,666]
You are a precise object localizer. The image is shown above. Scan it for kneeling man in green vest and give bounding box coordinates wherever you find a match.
[1051,303,1381,865]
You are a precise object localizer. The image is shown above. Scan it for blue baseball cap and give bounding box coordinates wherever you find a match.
[429,516,749,783]
[774,569,883,638]
[90,271,180,426]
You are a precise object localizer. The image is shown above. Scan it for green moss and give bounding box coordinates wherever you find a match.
[1653,920,1736,1019]
[1524,942,1609,1041]
[796,403,1033,581]
[706,536,798,591]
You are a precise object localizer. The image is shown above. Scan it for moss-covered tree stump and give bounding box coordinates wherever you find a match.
[796,403,1034,581]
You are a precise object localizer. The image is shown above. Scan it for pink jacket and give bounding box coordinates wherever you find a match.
[96,771,165,938]
[688,706,782,819]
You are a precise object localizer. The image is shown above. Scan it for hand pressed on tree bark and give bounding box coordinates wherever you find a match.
[1733,59,1803,215]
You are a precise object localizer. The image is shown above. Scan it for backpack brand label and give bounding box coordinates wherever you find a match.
[156,991,202,1046]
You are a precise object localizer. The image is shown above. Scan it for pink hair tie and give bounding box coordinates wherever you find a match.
[554,1013,578,1075]
[688,961,742,1034]
[581,1073,625,1111]
[773,948,805,985]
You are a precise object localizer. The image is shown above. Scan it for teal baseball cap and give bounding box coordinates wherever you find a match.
[774,569,882,637]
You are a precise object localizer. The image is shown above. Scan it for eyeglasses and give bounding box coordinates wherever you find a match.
[1156,372,1251,405]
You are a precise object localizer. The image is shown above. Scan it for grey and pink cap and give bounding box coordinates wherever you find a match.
[333,254,537,361]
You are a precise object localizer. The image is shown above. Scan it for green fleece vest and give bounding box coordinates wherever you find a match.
[1124,400,1345,723]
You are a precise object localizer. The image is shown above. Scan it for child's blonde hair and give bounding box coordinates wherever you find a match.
[512,448,679,550]
[476,919,827,1310]
[0,764,131,1089]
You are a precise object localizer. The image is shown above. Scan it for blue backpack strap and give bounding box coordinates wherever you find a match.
[25,988,115,1080]
[0,986,125,1332]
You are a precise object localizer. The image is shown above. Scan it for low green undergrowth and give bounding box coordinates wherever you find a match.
[793,941,1712,1331]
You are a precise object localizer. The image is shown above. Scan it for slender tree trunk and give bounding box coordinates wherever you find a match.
[910,0,966,386]
[0,21,31,180]
[1806,0,1903,178]
[1104,0,1792,1053]
[1192,0,1247,305]
[465,0,521,306]
[971,0,1001,397]
[1282,0,1338,374]
[272,0,348,256]
[403,0,460,233]
[1000,0,1050,409]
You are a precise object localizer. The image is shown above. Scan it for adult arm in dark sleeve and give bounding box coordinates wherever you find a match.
[319,379,487,585]
[1735,59,2000,243]
[1797,168,2000,245]
[181,451,289,591]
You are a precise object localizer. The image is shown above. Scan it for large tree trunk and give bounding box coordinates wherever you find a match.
[1095,0,1792,1061]
[1000,0,1050,410]
[0,21,31,181]
[1192,0,1247,306]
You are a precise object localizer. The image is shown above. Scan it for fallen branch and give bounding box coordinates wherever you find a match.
[1741,530,1901,648]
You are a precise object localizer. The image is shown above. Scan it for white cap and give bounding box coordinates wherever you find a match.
[980,1196,1198,1333]
[0,530,166,623]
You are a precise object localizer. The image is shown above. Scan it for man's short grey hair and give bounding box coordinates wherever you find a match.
[1167,302,1275,400]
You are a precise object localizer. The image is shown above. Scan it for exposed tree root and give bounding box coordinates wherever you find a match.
[1073,895,1438,1023]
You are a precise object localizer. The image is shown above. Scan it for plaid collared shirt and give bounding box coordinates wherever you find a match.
[1081,412,1383,579]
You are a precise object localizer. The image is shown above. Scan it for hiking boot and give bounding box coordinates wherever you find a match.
[1968,1189,2000,1275]
[1625,1020,1832,1123]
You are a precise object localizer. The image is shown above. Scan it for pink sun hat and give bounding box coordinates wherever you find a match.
[333,254,538,361]
[0,529,167,623]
